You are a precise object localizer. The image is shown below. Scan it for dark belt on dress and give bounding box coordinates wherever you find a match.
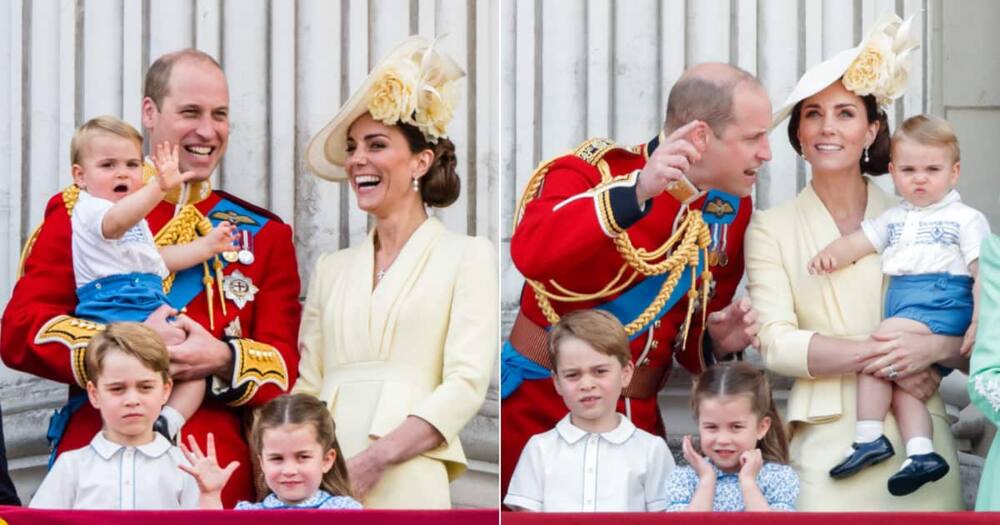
[509,310,669,399]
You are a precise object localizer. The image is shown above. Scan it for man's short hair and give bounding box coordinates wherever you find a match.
[548,310,630,370]
[70,116,143,166]
[84,322,170,384]
[144,48,223,110]
[665,65,758,136]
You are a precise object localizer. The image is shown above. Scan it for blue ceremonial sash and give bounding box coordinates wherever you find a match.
[165,197,270,310]
[502,190,742,398]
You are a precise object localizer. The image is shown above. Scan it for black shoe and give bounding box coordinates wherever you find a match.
[153,414,175,445]
[888,452,950,496]
[829,435,895,479]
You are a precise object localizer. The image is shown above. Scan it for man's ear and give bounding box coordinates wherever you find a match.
[141,97,159,130]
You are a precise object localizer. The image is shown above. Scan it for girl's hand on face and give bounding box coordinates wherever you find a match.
[178,432,240,495]
[738,449,763,482]
[682,435,715,482]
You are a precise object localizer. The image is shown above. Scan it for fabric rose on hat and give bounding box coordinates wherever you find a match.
[414,81,458,142]
[368,61,420,127]
[843,14,919,107]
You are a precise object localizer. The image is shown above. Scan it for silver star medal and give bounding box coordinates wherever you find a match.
[223,269,259,309]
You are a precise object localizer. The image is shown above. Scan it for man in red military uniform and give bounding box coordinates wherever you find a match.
[1,49,300,507]
[501,63,772,500]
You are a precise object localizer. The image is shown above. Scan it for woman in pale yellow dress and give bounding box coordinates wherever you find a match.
[746,13,964,510]
[295,37,498,508]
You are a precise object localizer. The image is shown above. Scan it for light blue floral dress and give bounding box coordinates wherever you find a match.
[235,490,362,510]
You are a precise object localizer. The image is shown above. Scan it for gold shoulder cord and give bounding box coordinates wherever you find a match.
[515,140,713,347]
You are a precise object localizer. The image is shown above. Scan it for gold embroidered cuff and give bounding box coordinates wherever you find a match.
[226,338,289,406]
[35,315,106,388]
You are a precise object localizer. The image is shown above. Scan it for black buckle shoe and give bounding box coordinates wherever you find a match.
[153,414,176,445]
[829,435,895,479]
[888,452,950,496]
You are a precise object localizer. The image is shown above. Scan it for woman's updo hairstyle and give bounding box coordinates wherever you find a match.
[787,85,891,176]
[398,122,461,208]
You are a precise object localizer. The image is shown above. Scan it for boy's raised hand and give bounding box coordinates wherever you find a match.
[151,142,198,192]
[178,432,239,499]
[205,221,238,256]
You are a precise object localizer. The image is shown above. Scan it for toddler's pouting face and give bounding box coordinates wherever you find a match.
[696,394,770,473]
[259,423,336,505]
[890,140,960,208]
[86,349,171,447]
[72,133,144,203]
[552,337,633,434]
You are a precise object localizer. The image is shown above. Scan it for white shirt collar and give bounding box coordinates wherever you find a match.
[555,413,637,445]
[89,431,172,460]
[901,189,960,212]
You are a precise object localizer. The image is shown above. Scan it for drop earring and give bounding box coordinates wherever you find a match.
[864,146,870,164]
[412,177,420,192]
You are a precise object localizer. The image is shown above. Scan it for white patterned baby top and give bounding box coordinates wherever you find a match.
[235,490,362,510]
[666,460,799,511]
[861,190,990,276]
[71,190,168,288]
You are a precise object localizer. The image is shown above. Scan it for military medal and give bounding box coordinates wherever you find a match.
[222,250,239,262]
[223,269,259,309]
[237,230,255,265]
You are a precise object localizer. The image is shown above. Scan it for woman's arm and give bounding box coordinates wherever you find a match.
[969,236,1000,423]
[346,416,444,500]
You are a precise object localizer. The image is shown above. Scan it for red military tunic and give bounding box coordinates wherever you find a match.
[1,180,301,507]
[501,136,751,498]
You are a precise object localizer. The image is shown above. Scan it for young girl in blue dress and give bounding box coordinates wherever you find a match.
[184,393,362,509]
[667,361,799,511]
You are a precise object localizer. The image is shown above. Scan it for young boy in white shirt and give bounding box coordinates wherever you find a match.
[29,322,237,509]
[504,309,674,512]
[809,114,990,496]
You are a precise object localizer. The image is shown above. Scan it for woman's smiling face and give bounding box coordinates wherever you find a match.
[796,81,879,174]
[344,113,429,215]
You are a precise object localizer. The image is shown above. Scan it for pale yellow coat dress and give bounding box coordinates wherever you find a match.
[745,179,962,511]
[294,217,498,508]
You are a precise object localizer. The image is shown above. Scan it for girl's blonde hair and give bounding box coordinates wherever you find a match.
[690,361,789,464]
[250,394,354,499]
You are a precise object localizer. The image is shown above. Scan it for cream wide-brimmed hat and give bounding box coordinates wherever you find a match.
[771,12,919,129]
[305,35,465,181]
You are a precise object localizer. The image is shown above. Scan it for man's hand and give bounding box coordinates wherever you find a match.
[706,296,760,357]
[167,315,233,381]
[635,121,708,204]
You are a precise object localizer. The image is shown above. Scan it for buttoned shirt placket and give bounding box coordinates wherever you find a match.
[120,447,136,509]
[582,433,599,511]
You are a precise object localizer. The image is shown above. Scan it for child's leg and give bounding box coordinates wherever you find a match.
[851,316,928,442]
[891,386,934,456]
[160,379,206,441]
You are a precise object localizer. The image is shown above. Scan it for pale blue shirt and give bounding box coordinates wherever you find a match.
[235,490,362,510]
[666,460,799,511]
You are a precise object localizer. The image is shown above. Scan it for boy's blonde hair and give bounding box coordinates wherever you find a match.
[70,115,143,166]
[892,114,960,163]
[84,322,170,384]
[548,310,630,370]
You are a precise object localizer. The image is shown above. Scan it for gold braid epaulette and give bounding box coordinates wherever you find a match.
[516,138,713,341]
[154,205,214,293]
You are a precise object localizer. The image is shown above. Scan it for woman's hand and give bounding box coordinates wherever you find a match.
[346,448,389,501]
[961,320,978,358]
[682,435,716,482]
[893,368,942,402]
[862,331,953,379]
